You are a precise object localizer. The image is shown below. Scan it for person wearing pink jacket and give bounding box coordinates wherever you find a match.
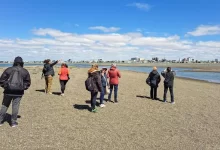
[107,63,121,103]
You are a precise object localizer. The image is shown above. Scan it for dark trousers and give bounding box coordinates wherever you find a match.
[108,84,118,102]
[91,91,98,110]
[0,95,22,124]
[150,86,158,99]
[163,85,174,102]
[60,80,68,93]
[100,86,106,104]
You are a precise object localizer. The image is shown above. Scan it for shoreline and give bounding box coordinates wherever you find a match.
[0,65,220,84]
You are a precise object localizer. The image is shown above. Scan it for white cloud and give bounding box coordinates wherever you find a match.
[89,26,121,33]
[127,3,151,11]
[186,25,220,36]
[0,28,220,61]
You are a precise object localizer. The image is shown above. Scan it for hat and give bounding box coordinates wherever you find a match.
[14,56,23,63]
[111,63,116,67]
[153,66,157,71]
[102,67,107,70]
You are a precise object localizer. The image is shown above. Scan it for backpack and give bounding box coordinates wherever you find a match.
[85,76,94,91]
[42,64,47,75]
[5,68,24,91]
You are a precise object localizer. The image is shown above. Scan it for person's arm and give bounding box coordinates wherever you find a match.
[97,74,102,92]
[23,70,31,90]
[117,70,121,78]
[58,68,61,75]
[172,71,176,76]
[50,60,59,67]
[161,71,166,78]
[0,69,9,88]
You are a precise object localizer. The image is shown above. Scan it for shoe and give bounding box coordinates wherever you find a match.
[11,122,18,127]
[60,93,64,96]
[0,123,3,126]
[171,102,175,104]
[100,104,106,108]
[163,100,167,103]
[91,108,98,113]
[114,101,118,104]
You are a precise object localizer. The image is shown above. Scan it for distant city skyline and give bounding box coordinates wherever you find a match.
[0,0,220,61]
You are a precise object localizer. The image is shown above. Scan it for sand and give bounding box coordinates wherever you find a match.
[0,66,220,150]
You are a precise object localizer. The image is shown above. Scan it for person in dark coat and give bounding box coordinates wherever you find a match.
[0,56,31,127]
[88,64,102,113]
[147,67,161,100]
[161,67,176,104]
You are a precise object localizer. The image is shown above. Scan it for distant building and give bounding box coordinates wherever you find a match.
[215,59,219,63]
[131,57,140,62]
[187,57,192,62]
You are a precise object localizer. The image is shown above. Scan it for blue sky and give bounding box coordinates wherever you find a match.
[0,0,220,61]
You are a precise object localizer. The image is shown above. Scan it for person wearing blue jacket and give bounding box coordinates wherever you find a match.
[99,68,109,108]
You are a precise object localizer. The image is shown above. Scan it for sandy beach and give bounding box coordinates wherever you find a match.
[0,66,220,150]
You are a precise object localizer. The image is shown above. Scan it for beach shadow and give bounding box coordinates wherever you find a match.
[52,92,61,96]
[136,95,164,102]
[35,89,45,93]
[2,113,21,125]
[73,104,90,111]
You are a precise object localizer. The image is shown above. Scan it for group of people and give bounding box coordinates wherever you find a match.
[86,63,121,113]
[0,56,175,127]
[147,67,176,104]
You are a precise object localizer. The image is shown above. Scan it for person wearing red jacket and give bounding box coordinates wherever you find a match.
[58,63,70,96]
[107,63,121,103]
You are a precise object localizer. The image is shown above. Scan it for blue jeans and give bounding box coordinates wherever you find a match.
[108,84,118,102]
[0,95,22,124]
[100,86,106,104]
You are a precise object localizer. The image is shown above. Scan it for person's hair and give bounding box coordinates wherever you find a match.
[13,62,24,67]
[91,64,98,70]
[44,59,50,64]
[167,67,171,72]
[61,63,68,68]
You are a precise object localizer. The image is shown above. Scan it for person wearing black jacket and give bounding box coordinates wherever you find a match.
[42,59,60,94]
[161,67,176,104]
[147,67,161,100]
[0,57,31,127]
[88,64,102,113]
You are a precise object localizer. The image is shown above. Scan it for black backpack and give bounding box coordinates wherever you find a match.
[85,76,94,91]
[5,68,24,91]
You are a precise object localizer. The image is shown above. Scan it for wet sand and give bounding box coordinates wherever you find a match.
[0,67,220,150]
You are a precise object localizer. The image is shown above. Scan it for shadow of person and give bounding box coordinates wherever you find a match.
[3,113,21,125]
[35,89,45,93]
[136,95,164,102]
[52,92,61,95]
[73,104,90,111]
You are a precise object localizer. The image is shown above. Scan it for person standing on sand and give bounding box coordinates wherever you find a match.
[88,64,102,113]
[58,63,70,96]
[107,63,121,103]
[161,67,176,104]
[147,67,161,100]
[0,57,31,127]
[99,67,109,108]
[42,59,60,94]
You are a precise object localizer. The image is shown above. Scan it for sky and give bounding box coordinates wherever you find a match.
[0,0,220,61]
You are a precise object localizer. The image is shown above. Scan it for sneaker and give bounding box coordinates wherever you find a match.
[171,102,175,104]
[48,92,52,95]
[91,108,98,113]
[0,123,3,126]
[11,122,18,127]
[60,93,64,96]
[114,101,118,104]
[100,104,106,108]
[163,100,167,103]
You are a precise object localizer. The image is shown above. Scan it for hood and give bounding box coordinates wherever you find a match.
[89,70,100,76]
[110,66,116,71]
[151,70,158,75]
[88,67,99,73]
[14,56,23,63]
